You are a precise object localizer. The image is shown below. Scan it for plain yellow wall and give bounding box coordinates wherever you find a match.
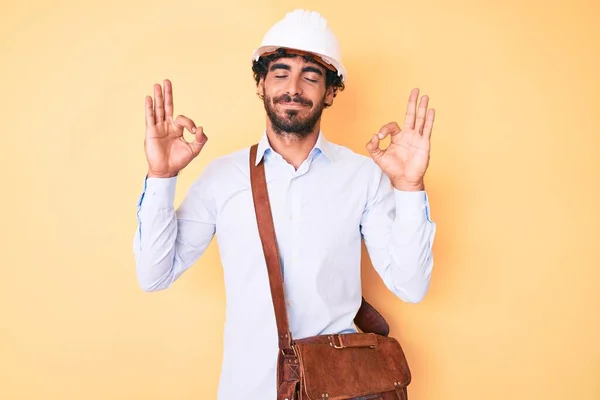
[1,0,599,399]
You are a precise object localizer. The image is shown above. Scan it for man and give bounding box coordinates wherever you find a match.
[134,9,436,400]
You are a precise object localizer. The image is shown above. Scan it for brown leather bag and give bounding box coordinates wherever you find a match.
[249,144,412,400]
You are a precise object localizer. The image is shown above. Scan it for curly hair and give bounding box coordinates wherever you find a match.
[252,48,345,106]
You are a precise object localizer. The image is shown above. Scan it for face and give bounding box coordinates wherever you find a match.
[259,56,334,139]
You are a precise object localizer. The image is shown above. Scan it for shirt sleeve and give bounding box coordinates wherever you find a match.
[133,164,217,291]
[359,162,437,303]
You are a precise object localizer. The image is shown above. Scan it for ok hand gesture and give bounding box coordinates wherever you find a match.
[366,88,435,191]
[144,79,208,178]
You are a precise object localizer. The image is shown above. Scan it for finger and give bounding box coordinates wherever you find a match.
[376,122,401,141]
[154,83,165,123]
[145,96,155,128]
[173,114,197,134]
[403,88,419,130]
[414,95,429,134]
[164,79,174,120]
[365,134,384,162]
[422,109,435,139]
[189,126,208,156]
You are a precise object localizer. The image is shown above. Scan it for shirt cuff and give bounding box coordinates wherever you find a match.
[137,175,178,210]
[393,189,431,221]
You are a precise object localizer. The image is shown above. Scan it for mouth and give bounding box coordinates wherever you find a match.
[279,102,308,109]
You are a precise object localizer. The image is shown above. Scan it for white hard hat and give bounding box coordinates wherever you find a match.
[251,9,347,82]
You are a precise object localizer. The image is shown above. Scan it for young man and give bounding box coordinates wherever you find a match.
[134,9,437,400]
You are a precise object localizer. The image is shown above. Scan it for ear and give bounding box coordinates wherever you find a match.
[257,77,265,99]
[324,85,335,106]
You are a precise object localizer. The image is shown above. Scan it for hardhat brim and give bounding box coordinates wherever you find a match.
[252,46,346,81]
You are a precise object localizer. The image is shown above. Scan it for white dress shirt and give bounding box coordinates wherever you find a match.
[133,131,436,399]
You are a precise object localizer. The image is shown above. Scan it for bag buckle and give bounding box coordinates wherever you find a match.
[328,334,345,349]
[281,342,299,358]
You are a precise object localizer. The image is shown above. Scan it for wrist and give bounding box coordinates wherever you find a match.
[392,180,424,191]
[147,170,178,179]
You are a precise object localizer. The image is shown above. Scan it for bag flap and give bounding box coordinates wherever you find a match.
[294,333,411,399]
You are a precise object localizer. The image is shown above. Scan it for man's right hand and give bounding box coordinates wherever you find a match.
[144,79,207,178]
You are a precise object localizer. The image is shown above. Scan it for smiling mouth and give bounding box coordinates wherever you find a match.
[279,102,307,108]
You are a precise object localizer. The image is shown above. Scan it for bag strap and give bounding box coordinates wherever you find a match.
[249,144,391,352]
[249,144,294,352]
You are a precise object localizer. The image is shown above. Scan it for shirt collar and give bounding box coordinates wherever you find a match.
[254,130,335,166]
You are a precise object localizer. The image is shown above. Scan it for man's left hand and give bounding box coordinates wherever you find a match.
[366,88,435,191]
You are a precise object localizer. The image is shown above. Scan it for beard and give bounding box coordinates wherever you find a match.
[263,92,326,139]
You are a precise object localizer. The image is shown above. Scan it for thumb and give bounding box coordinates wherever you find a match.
[366,134,384,163]
[189,126,208,156]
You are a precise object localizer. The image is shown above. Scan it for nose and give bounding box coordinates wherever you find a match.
[285,75,303,97]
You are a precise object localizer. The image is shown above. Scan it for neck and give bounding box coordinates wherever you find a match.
[265,120,321,169]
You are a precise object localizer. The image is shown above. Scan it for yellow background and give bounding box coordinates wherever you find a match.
[1,0,599,399]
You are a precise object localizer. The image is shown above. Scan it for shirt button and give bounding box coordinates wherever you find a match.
[289,215,293,220]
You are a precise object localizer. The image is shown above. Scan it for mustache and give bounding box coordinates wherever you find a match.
[273,93,313,107]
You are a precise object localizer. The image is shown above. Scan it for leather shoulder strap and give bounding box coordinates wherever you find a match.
[249,143,391,344]
[249,144,293,351]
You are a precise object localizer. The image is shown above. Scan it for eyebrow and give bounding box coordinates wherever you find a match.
[269,63,291,72]
[301,66,323,75]
[269,63,324,76]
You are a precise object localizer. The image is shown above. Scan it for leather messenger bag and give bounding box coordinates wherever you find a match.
[249,144,412,400]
